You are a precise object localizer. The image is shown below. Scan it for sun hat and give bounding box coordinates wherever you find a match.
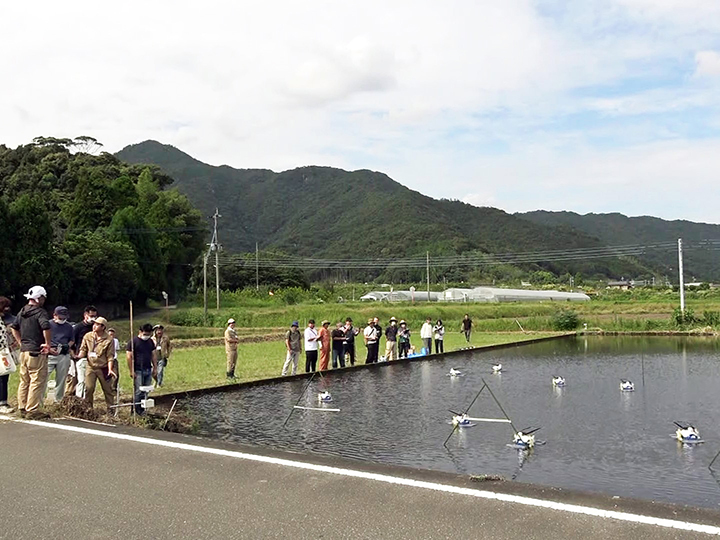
[389,316,397,322]
[227,318,235,325]
[153,324,164,330]
[94,316,108,327]
[321,320,330,325]
[291,320,299,327]
[24,285,47,300]
[399,320,406,324]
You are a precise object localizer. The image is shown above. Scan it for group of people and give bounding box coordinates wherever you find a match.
[0,286,172,419]
[273,314,474,377]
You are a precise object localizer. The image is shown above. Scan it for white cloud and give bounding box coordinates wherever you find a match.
[0,1,719,223]
[694,51,720,79]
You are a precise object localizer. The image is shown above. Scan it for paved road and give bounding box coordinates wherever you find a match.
[1,418,718,539]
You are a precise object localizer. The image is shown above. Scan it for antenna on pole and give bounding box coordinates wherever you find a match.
[678,238,685,313]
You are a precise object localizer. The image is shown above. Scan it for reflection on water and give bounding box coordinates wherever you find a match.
[186,336,720,509]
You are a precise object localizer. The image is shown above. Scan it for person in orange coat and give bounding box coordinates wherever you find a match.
[317,320,331,370]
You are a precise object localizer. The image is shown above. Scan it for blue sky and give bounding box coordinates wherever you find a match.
[2,0,719,223]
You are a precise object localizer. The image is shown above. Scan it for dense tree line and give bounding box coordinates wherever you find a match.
[0,137,206,306]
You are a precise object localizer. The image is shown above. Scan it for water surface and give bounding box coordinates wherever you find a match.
[186,336,720,509]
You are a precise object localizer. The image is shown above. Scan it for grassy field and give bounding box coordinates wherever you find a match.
[6,331,562,403]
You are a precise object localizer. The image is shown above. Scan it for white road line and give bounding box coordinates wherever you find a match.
[2,414,719,535]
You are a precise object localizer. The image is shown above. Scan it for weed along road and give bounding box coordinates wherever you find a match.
[2,417,719,539]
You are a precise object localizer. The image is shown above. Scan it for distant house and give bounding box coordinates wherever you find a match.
[607,280,632,290]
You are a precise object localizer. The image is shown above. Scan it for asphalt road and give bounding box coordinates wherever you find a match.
[1,418,718,539]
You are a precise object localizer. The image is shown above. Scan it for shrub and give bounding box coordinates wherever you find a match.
[672,307,697,327]
[551,310,580,331]
[702,311,720,327]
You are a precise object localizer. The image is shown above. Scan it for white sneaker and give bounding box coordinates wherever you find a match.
[0,405,15,414]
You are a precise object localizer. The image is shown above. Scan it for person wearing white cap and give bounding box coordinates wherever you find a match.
[8,285,52,419]
[224,319,239,379]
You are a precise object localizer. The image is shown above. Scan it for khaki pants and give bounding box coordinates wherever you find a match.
[84,367,115,409]
[226,349,238,375]
[17,352,48,412]
[385,340,397,361]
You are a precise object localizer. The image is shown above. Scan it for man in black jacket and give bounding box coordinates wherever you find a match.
[9,286,52,419]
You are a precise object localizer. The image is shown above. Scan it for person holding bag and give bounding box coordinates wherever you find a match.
[0,296,17,414]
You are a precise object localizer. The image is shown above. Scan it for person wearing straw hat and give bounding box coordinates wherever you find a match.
[78,316,116,410]
[317,320,331,371]
[281,321,302,376]
[9,285,52,419]
[224,319,239,380]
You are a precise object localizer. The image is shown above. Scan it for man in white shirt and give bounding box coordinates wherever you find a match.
[420,317,433,355]
[363,318,379,364]
[304,319,319,373]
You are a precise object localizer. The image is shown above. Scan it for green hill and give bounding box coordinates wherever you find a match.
[520,211,720,282]
[116,141,653,281]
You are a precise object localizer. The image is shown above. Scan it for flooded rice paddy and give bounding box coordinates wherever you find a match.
[186,336,720,509]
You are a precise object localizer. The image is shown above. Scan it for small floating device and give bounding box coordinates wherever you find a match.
[318,391,333,403]
[451,413,474,427]
[492,363,502,373]
[620,380,634,391]
[674,422,701,443]
[447,368,463,377]
[511,427,541,449]
[552,376,566,387]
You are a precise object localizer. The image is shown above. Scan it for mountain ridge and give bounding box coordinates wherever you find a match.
[116,140,717,281]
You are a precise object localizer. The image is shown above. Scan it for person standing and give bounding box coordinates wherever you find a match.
[152,324,172,387]
[331,322,346,369]
[108,328,121,397]
[384,317,398,361]
[420,317,433,354]
[363,318,379,364]
[304,320,319,373]
[9,286,52,419]
[342,318,358,366]
[44,306,73,403]
[397,320,411,359]
[0,296,17,414]
[224,319,239,380]
[461,314,473,343]
[317,320,331,371]
[126,323,157,415]
[67,305,97,398]
[78,316,115,410]
[433,319,445,354]
[281,321,302,376]
[372,317,382,361]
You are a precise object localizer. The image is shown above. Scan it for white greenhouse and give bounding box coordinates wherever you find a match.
[362,287,589,303]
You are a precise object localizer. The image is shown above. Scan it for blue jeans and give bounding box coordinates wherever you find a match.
[157,359,167,387]
[134,369,153,415]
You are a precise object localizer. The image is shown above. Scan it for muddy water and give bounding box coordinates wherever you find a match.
[186,336,720,509]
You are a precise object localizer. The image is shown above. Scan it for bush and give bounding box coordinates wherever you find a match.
[702,311,720,327]
[551,310,580,331]
[672,307,697,327]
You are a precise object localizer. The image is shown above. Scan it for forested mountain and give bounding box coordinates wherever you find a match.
[0,137,205,306]
[520,211,720,282]
[117,141,653,282]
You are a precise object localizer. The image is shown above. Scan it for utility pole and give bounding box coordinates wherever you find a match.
[203,252,208,325]
[255,242,259,290]
[678,238,685,313]
[212,208,222,310]
[426,251,430,301]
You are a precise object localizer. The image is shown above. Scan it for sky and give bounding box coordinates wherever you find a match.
[2,0,720,223]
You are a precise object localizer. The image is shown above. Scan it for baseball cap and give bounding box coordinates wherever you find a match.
[24,285,47,300]
[54,306,69,317]
[94,316,108,327]
[227,318,235,325]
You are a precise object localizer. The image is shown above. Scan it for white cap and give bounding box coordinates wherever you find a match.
[24,285,47,300]
[227,318,235,325]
